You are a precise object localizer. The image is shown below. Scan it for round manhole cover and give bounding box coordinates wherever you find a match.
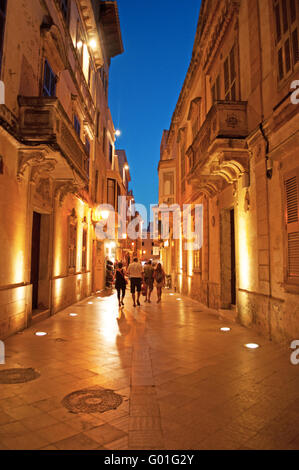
[0,368,40,384]
[62,387,123,414]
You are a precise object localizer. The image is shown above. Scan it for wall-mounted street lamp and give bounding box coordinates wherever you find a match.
[92,208,110,225]
[123,164,129,184]
[89,39,97,50]
[115,130,121,137]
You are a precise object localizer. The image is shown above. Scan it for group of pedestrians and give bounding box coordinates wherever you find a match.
[113,258,166,308]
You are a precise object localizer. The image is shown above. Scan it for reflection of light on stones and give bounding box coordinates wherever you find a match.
[62,387,123,414]
[0,368,40,384]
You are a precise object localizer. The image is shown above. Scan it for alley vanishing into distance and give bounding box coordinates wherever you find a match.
[0,290,298,451]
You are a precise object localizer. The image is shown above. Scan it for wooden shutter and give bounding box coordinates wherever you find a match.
[285,171,299,281]
[224,58,229,98]
[292,28,299,63]
[275,3,282,42]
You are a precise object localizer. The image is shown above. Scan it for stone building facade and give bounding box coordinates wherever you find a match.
[159,0,299,343]
[0,0,125,339]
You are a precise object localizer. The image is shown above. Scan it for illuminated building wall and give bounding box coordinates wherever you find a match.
[158,0,299,343]
[0,0,124,339]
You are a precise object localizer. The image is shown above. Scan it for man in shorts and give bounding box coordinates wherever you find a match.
[127,257,144,307]
[143,260,154,303]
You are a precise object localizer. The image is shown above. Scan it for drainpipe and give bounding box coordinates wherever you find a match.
[257,0,273,340]
[259,124,273,341]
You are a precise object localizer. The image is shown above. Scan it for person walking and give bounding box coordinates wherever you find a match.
[143,260,154,303]
[114,262,127,308]
[154,263,166,304]
[127,257,143,307]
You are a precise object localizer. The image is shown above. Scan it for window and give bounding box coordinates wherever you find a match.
[85,137,90,175]
[103,127,106,154]
[58,0,69,23]
[194,249,202,272]
[212,74,221,103]
[68,212,78,272]
[274,0,299,81]
[181,144,186,193]
[109,143,113,165]
[284,169,299,283]
[116,183,121,211]
[82,227,87,270]
[107,178,116,208]
[76,21,84,66]
[94,170,99,202]
[224,46,237,100]
[85,137,90,157]
[0,0,7,73]
[96,111,100,138]
[74,115,81,138]
[43,60,56,97]
[163,173,174,196]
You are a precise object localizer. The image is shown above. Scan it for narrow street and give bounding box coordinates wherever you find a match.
[0,290,298,451]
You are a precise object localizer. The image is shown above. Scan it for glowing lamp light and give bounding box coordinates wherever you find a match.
[69,313,78,317]
[124,164,129,170]
[100,210,109,221]
[88,302,93,305]
[77,40,83,49]
[35,332,47,337]
[122,233,127,240]
[177,298,182,301]
[89,39,97,49]
[115,130,121,137]
[245,343,260,349]
[220,327,231,332]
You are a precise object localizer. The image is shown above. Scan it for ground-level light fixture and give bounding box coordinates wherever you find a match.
[69,313,78,317]
[220,327,231,332]
[88,302,93,305]
[245,343,260,349]
[35,332,47,336]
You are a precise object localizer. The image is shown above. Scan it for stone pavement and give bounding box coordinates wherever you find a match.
[0,289,299,450]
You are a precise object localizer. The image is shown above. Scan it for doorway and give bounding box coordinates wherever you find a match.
[30,212,50,313]
[230,209,236,306]
[220,208,237,308]
[30,212,41,311]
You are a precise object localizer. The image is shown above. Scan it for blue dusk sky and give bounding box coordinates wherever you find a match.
[109,0,202,215]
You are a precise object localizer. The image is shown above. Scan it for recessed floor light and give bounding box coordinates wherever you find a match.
[245,343,260,349]
[177,298,182,301]
[69,313,78,317]
[220,327,231,332]
[35,332,47,337]
[88,302,93,305]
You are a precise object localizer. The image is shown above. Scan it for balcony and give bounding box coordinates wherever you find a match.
[186,101,249,190]
[18,97,89,180]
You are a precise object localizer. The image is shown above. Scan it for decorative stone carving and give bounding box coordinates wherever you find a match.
[54,180,82,206]
[35,177,51,202]
[17,149,48,181]
[30,159,57,184]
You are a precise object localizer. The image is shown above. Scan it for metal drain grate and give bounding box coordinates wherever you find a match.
[0,368,40,384]
[62,386,123,414]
